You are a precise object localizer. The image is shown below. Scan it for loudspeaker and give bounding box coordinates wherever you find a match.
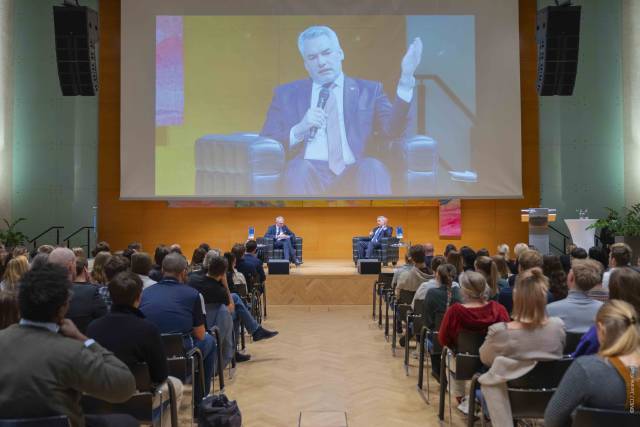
[268,259,290,275]
[536,5,581,96]
[358,259,381,275]
[53,5,99,96]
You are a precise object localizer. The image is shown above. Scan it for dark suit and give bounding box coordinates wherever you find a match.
[260,76,413,195]
[67,283,108,334]
[265,224,297,262]
[358,226,393,259]
[236,253,266,286]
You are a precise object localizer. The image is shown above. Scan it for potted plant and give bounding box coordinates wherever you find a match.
[0,218,29,250]
[589,204,640,265]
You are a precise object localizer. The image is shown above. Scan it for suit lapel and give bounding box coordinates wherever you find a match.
[344,76,359,155]
[297,79,313,121]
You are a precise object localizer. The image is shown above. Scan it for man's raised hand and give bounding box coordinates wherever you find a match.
[400,37,423,79]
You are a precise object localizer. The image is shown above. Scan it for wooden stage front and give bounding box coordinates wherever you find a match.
[265,260,395,305]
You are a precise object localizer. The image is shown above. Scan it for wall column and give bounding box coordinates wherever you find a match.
[623,0,640,206]
[0,0,13,222]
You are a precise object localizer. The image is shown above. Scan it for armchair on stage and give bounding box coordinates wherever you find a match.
[257,236,304,264]
[194,133,438,195]
[352,236,400,266]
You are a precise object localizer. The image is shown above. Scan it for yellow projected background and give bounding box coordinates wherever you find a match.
[155,16,406,196]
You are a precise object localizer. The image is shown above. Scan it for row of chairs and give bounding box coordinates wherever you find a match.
[370,271,640,427]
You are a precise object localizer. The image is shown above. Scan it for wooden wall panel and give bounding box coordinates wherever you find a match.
[98,0,539,259]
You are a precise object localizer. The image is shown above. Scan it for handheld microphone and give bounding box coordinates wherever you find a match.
[308,86,331,140]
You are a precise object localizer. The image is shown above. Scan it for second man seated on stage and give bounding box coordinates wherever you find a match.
[358,216,393,260]
[265,216,301,266]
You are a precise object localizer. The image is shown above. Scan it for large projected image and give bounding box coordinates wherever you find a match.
[153,16,482,198]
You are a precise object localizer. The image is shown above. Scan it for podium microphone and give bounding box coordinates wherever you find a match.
[308,86,331,140]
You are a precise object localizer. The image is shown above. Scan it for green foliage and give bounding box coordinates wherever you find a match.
[0,218,29,249]
[588,204,640,237]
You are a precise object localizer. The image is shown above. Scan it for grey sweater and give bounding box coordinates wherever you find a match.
[544,355,628,427]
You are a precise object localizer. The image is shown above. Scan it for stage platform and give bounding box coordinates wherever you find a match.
[266,260,395,305]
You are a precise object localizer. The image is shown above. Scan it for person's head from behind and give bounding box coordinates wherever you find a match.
[154,244,170,267]
[2,256,30,292]
[497,243,510,259]
[436,263,456,288]
[588,246,608,269]
[609,267,640,316]
[460,246,476,270]
[37,245,55,255]
[459,271,488,303]
[409,244,426,267]
[476,248,490,258]
[0,291,19,329]
[19,263,71,323]
[223,252,236,272]
[474,256,498,297]
[203,249,222,270]
[512,267,549,328]
[492,255,510,280]
[108,272,143,308]
[513,242,529,260]
[48,248,77,282]
[207,256,228,280]
[169,243,183,255]
[162,253,188,283]
[245,240,258,254]
[30,253,49,271]
[127,242,142,252]
[298,26,344,85]
[74,257,89,282]
[104,255,130,282]
[191,247,207,267]
[446,251,463,277]
[570,247,588,260]
[130,252,153,276]
[596,300,640,358]
[198,243,211,252]
[12,246,29,260]
[231,243,246,260]
[444,244,457,258]
[609,243,632,268]
[91,252,113,285]
[430,255,446,273]
[91,241,111,258]
[424,243,434,256]
[517,250,543,273]
[568,259,603,292]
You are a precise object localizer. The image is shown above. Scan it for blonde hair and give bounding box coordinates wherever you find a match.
[459,271,488,302]
[91,252,113,285]
[514,243,529,259]
[1,256,29,293]
[492,255,510,279]
[497,243,510,258]
[475,256,499,297]
[512,267,549,328]
[598,300,640,357]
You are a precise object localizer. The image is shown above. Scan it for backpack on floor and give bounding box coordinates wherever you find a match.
[198,394,242,427]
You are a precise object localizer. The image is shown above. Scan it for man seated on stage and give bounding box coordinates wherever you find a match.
[265,216,300,266]
[357,216,393,260]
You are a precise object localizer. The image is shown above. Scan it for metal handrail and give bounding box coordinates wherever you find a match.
[62,226,95,253]
[29,226,64,249]
[549,224,570,254]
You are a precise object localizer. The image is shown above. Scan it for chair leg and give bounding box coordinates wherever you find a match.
[240,323,246,350]
[391,303,397,355]
[438,350,447,421]
[417,328,426,391]
[467,374,481,427]
[372,281,377,320]
[404,314,411,375]
[384,295,390,338]
[166,376,179,427]
[262,284,267,319]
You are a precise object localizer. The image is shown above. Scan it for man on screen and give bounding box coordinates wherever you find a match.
[260,26,422,196]
[265,216,300,266]
[358,216,393,259]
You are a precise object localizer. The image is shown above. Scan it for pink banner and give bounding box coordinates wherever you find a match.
[439,199,462,237]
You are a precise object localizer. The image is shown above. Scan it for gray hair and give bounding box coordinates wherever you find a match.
[377,216,387,221]
[48,247,75,267]
[297,25,342,56]
[275,216,284,222]
[161,253,188,275]
[203,249,221,269]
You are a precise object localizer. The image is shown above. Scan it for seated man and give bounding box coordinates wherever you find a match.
[357,216,393,259]
[265,216,300,265]
[0,264,137,427]
[87,272,183,427]
[140,253,217,397]
[131,252,157,289]
[547,258,604,333]
[234,241,266,288]
[48,248,107,334]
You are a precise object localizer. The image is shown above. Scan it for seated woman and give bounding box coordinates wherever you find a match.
[573,266,640,357]
[437,271,509,411]
[492,255,511,290]
[545,300,640,427]
[478,268,565,425]
[474,256,499,301]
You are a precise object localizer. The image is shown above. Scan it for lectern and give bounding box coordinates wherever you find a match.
[521,208,557,254]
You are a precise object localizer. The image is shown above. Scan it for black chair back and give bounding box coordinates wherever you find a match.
[0,417,70,427]
[398,290,416,305]
[563,331,583,355]
[161,333,190,382]
[507,357,573,419]
[412,299,426,337]
[379,272,394,290]
[572,406,640,427]
[453,331,486,379]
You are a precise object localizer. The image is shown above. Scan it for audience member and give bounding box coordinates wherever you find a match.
[438,271,509,412]
[446,251,464,281]
[127,242,142,252]
[87,272,183,426]
[424,264,463,335]
[513,242,530,273]
[189,247,207,273]
[573,267,640,357]
[444,243,457,258]
[199,242,211,252]
[412,255,447,308]
[234,241,266,287]
[131,252,157,289]
[474,256,499,300]
[588,246,608,270]
[72,247,86,260]
[424,243,435,268]
[0,291,19,330]
[498,249,543,313]
[492,255,510,289]
[149,244,170,282]
[460,246,477,272]
[0,264,137,427]
[497,243,517,274]
[223,251,246,294]
[91,251,113,285]
[479,268,565,426]
[38,244,55,254]
[91,241,111,258]
[571,247,588,260]
[395,244,433,296]
[603,242,633,288]
[0,255,29,293]
[545,300,640,426]
[12,245,29,260]
[547,259,603,333]
[543,254,568,301]
[100,255,130,310]
[476,248,490,258]
[140,253,217,396]
[30,252,50,270]
[169,243,183,254]
[391,253,413,289]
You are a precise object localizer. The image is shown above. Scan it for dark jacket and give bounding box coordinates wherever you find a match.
[424,285,463,330]
[67,283,108,333]
[87,304,168,384]
[236,253,266,284]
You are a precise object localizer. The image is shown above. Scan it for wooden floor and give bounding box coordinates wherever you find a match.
[189,305,468,427]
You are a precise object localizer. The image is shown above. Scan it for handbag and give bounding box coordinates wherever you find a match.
[198,394,242,427]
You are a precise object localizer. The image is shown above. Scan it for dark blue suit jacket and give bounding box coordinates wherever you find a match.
[368,226,393,242]
[264,225,296,240]
[236,253,266,285]
[260,76,413,160]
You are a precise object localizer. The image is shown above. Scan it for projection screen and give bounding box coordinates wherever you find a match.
[121,0,522,200]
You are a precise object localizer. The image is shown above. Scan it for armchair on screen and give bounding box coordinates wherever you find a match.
[194,133,285,196]
[351,236,400,266]
[257,236,303,264]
